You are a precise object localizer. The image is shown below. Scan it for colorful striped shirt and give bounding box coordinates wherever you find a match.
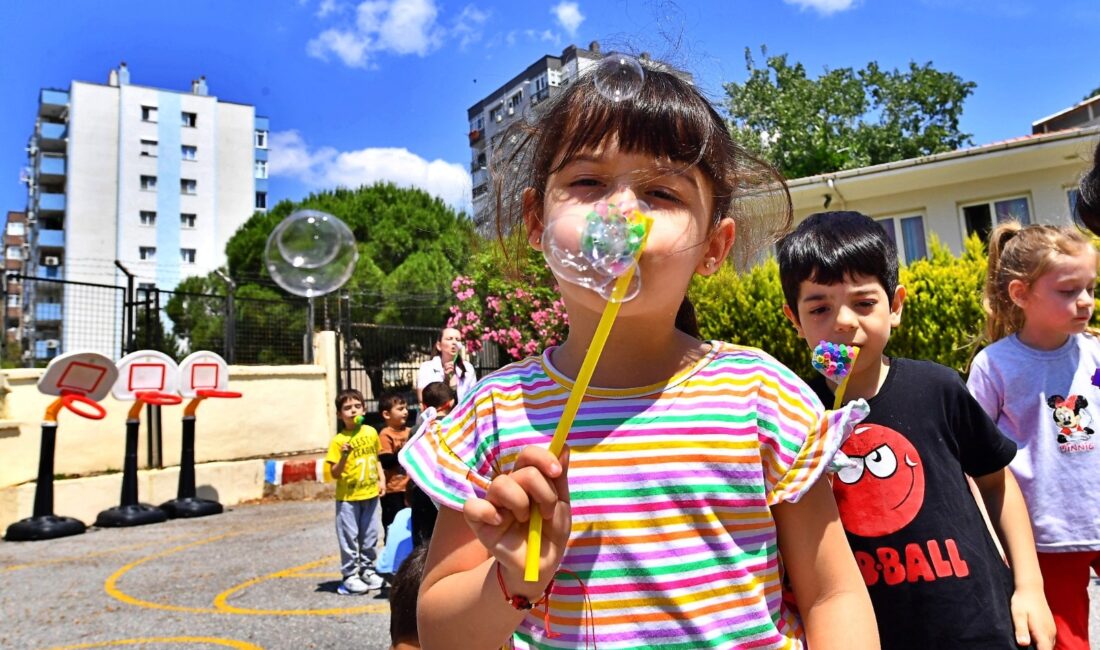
[404,342,867,649]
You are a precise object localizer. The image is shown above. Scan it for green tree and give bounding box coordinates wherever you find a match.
[164,274,230,356]
[725,48,976,179]
[1086,85,1100,101]
[226,183,474,328]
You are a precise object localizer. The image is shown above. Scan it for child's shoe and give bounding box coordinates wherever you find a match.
[337,574,369,595]
[362,570,385,591]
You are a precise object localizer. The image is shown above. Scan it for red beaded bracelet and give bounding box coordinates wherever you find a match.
[496,561,554,611]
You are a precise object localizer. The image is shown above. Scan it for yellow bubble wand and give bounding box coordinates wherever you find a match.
[524,206,653,583]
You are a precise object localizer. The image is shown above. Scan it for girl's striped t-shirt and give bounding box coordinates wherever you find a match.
[404,342,867,650]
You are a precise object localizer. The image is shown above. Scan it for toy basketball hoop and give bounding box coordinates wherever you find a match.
[161,351,241,519]
[96,350,182,528]
[5,352,120,542]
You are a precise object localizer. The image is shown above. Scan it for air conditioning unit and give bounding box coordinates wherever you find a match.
[495,114,503,123]
[507,107,515,116]
[45,339,60,349]
[44,256,60,266]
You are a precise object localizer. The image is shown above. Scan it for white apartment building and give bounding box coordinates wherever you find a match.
[23,63,269,361]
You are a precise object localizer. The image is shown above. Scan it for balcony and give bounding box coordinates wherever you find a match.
[38,122,66,151]
[38,89,69,119]
[38,155,65,182]
[36,302,62,322]
[35,339,61,360]
[39,193,65,213]
[468,129,482,146]
[36,265,62,280]
[37,229,64,249]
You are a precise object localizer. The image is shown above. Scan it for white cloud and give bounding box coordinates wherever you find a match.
[316,0,342,18]
[452,5,489,49]
[551,1,584,36]
[270,130,472,212]
[782,0,857,15]
[307,0,446,67]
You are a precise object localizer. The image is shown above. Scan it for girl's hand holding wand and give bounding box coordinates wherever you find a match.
[463,446,573,597]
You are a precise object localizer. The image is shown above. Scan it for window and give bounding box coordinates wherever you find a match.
[138,282,155,295]
[181,179,197,195]
[181,248,196,264]
[181,112,197,128]
[181,145,197,161]
[180,213,196,228]
[254,160,268,179]
[139,211,156,226]
[140,139,158,157]
[255,191,267,210]
[490,106,503,123]
[876,215,928,264]
[139,246,156,261]
[140,175,157,191]
[141,106,158,122]
[6,222,24,236]
[255,130,268,148]
[470,116,484,132]
[961,196,1031,243]
[6,246,23,260]
[6,294,20,308]
[507,91,523,112]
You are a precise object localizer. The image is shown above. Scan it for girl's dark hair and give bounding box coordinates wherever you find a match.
[388,544,429,646]
[776,211,899,318]
[491,60,791,270]
[1077,140,1100,235]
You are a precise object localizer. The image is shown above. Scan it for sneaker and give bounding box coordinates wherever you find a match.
[362,571,385,590]
[337,575,369,595]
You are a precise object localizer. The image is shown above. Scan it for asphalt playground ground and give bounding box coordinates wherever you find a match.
[2,498,1099,650]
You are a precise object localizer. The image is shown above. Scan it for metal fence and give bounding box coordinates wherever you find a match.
[3,272,313,367]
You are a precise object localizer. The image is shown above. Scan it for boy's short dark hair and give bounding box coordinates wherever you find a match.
[776,211,899,318]
[421,382,456,410]
[378,391,407,415]
[335,388,365,411]
[389,544,429,646]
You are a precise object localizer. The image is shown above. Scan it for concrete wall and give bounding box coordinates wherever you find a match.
[0,332,340,530]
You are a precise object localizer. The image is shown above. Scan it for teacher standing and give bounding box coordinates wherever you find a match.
[416,327,477,406]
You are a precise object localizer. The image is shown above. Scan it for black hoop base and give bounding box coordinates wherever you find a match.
[160,497,223,519]
[95,504,168,528]
[4,515,86,542]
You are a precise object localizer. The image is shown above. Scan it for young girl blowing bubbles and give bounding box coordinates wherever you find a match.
[968,222,1100,650]
[405,62,878,650]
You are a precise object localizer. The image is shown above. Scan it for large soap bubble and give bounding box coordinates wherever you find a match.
[264,210,359,297]
[541,200,650,303]
[592,53,645,103]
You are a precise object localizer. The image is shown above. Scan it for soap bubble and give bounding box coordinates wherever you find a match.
[264,210,359,298]
[592,53,645,103]
[541,199,651,303]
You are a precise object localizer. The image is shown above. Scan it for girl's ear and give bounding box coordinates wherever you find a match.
[522,188,544,250]
[695,217,736,276]
[1007,279,1030,308]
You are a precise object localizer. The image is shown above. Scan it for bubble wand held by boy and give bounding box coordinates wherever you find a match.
[812,341,861,409]
[525,200,653,582]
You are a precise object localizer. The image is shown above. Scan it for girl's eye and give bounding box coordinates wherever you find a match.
[648,188,680,203]
[570,177,602,187]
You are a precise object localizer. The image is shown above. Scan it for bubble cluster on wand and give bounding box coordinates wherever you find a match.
[525,200,654,582]
[811,340,861,410]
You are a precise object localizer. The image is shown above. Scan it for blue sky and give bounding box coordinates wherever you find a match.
[2,0,1098,220]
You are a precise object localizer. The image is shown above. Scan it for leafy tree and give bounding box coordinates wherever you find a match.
[163,274,230,357]
[1086,86,1100,101]
[725,48,977,178]
[133,306,182,359]
[225,183,475,328]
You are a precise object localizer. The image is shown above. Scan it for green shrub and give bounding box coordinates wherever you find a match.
[690,234,990,377]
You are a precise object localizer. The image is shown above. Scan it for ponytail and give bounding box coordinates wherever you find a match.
[981,222,1026,344]
[1077,140,1100,236]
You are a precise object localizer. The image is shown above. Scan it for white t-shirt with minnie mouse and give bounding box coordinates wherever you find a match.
[968,332,1100,552]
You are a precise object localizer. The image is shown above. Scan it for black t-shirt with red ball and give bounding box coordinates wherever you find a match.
[809,357,1020,650]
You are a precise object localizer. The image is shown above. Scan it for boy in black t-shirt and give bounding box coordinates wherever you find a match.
[776,211,1054,650]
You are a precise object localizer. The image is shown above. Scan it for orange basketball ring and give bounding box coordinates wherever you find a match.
[135,391,184,406]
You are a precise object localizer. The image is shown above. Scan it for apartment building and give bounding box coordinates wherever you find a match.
[3,211,27,355]
[22,63,269,361]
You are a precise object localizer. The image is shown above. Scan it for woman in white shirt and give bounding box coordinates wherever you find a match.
[416,327,477,405]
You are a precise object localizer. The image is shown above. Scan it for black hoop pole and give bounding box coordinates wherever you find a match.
[31,423,59,518]
[178,416,197,499]
[120,419,141,507]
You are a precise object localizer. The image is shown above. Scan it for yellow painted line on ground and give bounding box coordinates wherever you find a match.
[2,533,195,574]
[43,636,264,649]
[212,556,389,615]
[105,532,388,616]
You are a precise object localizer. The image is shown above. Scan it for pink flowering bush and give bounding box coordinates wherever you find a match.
[448,247,568,361]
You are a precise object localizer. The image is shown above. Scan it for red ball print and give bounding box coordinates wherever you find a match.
[832,423,925,538]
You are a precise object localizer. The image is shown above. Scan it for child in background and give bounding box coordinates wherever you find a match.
[777,211,1054,649]
[389,545,429,650]
[406,381,455,547]
[325,388,386,595]
[378,391,412,533]
[968,222,1100,650]
[406,64,877,649]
